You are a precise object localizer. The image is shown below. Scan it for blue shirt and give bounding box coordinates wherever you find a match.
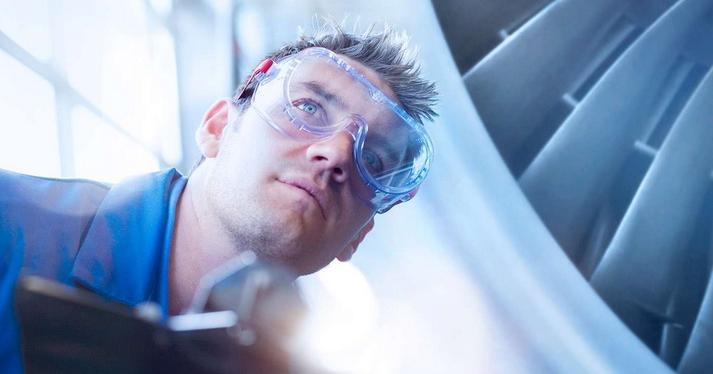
[0,168,187,373]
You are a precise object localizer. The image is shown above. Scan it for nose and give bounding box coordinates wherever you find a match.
[305,130,355,184]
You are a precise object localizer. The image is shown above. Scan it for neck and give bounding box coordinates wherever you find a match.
[168,163,241,315]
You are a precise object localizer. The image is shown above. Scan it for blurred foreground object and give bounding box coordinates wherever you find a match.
[15,256,307,374]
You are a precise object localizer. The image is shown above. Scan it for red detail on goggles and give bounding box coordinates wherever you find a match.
[234,58,274,101]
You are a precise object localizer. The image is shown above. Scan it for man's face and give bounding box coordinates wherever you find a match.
[201,51,398,275]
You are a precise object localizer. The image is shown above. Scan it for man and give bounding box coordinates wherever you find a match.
[0,25,437,372]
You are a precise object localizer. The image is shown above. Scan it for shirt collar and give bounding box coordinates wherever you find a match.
[70,169,187,316]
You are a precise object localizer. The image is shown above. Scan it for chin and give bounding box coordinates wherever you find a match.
[254,238,334,276]
[288,257,331,276]
[243,200,333,274]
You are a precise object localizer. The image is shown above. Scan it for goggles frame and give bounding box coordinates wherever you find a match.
[239,47,433,213]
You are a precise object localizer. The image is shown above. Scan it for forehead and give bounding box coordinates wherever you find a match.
[292,48,400,105]
[336,53,399,102]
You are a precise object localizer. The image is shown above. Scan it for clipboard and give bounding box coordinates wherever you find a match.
[14,276,289,374]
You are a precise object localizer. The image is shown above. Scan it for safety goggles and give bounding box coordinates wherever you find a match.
[238,47,433,213]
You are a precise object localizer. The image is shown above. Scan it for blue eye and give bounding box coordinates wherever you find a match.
[296,100,319,114]
[362,148,385,175]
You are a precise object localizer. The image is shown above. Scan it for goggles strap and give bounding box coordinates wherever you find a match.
[233,58,274,102]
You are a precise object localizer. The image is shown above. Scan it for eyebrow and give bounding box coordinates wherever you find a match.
[300,81,348,110]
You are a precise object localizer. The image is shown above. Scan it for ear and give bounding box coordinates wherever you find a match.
[195,99,231,158]
[337,218,375,262]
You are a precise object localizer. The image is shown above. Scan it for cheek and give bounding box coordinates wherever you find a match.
[333,206,373,245]
[218,123,287,176]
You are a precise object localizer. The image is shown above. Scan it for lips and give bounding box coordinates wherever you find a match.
[279,178,327,220]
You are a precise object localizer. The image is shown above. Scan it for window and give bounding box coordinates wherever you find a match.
[0,0,181,182]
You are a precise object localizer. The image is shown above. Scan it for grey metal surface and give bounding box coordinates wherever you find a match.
[465,0,674,177]
[446,0,713,370]
[519,0,709,264]
[432,0,552,73]
[592,66,713,369]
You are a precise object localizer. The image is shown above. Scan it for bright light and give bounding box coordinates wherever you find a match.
[0,49,60,177]
[71,106,160,183]
[293,261,378,373]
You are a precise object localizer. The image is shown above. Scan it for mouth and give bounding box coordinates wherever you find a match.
[278,178,327,220]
